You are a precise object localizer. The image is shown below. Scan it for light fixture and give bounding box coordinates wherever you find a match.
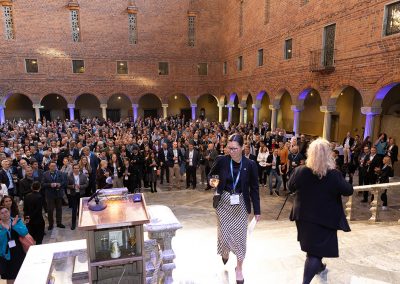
[174,95,177,100]
[31,60,37,64]
[56,96,59,100]
[340,92,343,96]
[118,96,121,100]
[119,62,124,66]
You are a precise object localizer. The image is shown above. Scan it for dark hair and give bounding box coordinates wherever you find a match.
[0,195,19,217]
[228,134,244,147]
[31,181,41,191]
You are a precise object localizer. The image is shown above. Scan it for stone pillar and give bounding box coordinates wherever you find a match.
[218,102,224,123]
[191,104,197,121]
[291,105,304,136]
[361,107,382,140]
[67,104,75,121]
[252,104,260,126]
[320,105,336,141]
[238,104,245,124]
[132,104,138,122]
[227,104,234,123]
[0,105,5,124]
[162,104,168,119]
[100,104,107,120]
[269,104,280,131]
[32,104,41,121]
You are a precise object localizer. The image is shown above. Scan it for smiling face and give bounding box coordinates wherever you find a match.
[0,207,10,222]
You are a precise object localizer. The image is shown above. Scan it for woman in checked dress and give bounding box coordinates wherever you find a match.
[209,134,260,284]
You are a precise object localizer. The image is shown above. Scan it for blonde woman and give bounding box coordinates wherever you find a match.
[288,138,353,284]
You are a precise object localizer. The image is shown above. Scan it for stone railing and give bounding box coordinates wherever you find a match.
[345,181,400,223]
[144,205,183,284]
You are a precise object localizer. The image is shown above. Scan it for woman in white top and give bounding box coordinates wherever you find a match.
[257,146,269,186]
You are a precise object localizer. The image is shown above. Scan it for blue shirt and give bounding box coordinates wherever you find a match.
[0,218,28,260]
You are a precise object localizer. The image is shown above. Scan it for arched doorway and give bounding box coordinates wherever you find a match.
[107,94,132,122]
[334,86,364,141]
[245,94,253,124]
[277,91,293,130]
[299,89,323,136]
[258,92,270,124]
[379,83,400,146]
[5,93,34,121]
[138,93,162,118]
[167,93,191,120]
[197,94,218,121]
[75,93,101,119]
[40,94,68,121]
[229,93,240,124]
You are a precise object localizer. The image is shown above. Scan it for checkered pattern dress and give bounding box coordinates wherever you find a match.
[216,191,248,261]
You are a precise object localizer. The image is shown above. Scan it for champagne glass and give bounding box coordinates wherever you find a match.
[210,175,220,188]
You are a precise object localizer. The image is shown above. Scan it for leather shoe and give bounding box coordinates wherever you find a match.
[317,263,326,274]
[236,280,244,284]
[71,226,76,230]
[57,224,66,229]
[222,256,228,265]
[48,225,53,231]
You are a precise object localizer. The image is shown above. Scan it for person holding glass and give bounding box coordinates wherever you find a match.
[209,134,260,284]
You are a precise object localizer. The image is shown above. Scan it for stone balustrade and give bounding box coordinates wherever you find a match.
[345,181,400,223]
[144,205,183,284]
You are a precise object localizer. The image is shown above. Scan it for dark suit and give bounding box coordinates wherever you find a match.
[84,152,99,195]
[387,145,398,164]
[363,154,382,201]
[67,173,89,228]
[0,168,17,196]
[185,149,199,188]
[23,191,45,244]
[209,155,260,215]
[289,166,353,257]
[266,154,282,193]
[42,170,67,227]
[158,148,174,184]
[19,177,34,199]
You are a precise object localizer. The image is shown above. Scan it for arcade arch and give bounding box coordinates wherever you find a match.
[75,93,101,119]
[197,94,218,121]
[5,93,34,121]
[138,93,162,118]
[40,94,68,121]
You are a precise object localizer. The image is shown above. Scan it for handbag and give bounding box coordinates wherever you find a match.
[213,193,221,209]
[19,233,36,253]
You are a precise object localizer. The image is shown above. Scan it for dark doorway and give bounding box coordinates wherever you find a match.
[181,108,191,123]
[40,110,51,121]
[144,109,158,118]
[64,109,80,121]
[107,109,121,122]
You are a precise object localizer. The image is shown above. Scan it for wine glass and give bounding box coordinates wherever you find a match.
[210,175,220,188]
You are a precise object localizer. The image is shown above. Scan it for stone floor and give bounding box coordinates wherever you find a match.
[13,176,400,283]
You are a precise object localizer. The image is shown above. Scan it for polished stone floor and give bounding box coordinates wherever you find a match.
[13,177,400,284]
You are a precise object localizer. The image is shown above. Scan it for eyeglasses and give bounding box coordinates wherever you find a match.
[228,147,241,152]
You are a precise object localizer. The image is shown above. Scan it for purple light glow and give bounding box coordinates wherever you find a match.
[229,93,238,104]
[69,107,75,121]
[298,88,312,100]
[375,83,399,101]
[191,105,196,120]
[256,91,267,101]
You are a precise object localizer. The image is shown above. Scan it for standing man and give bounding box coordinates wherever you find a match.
[23,181,45,244]
[170,142,183,189]
[342,132,355,165]
[42,162,66,230]
[82,146,99,195]
[185,141,199,189]
[0,159,17,198]
[67,164,88,230]
[158,143,173,185]
[266,148,282,196]
[205,143,218,190]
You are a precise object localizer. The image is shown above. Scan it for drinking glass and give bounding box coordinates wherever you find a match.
[210,175,220,188]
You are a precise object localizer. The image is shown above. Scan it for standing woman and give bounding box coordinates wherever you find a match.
[0,206,29,283]
[209,134,260,284]
[288,138,353,284]
[122,158,133,193]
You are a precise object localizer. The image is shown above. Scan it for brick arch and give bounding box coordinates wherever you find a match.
[329,84,364,107]
[107,93,133,104]
[73,93,101,104]
[167,92,192,104]
[253,91,269,106]
[196,93,219,104]
[3,91,34,105]
[371,82,400,108]
[295,86,321,106]
[272,87,294,105]
[40,93,68,105]
[228,93,239,105]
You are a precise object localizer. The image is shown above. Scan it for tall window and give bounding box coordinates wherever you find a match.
[72,60,85,73]
[239,0,243,37]
[323,24,336,67]
[188,16,195,47]
[384,2,400,36]
[237,56,243,71]
[158,62,169,75]
[223,61,227,75]
[300,0,309,5]
[70,10,81,42]
[25,59,38,73]
[2,6,15,40]
[128,13,138,44]
[117,61,128,74]
[197,63,208,75]
[257,49,264,66]
[264,0,270,24]
[284,39,292,60]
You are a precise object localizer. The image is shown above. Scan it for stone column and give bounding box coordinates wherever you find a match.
[361,107,382,140]
[0,105,5,124]
[162,104,168,119]
[238,103,245,124]
[227,104,234,123]
[32,104,41,121]
[269,104,280,131]
[218,102,224,123]
[291,105,304,136]
[67,104,75,121]
[252,104,260,126]
[320,105,336,141]
[100,104,107,120]
[132,104,138,122]
[191,103,197,121]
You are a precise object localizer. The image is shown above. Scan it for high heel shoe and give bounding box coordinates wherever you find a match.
[222,256,228,265]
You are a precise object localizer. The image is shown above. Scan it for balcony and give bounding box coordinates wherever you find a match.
[309,49,336,74]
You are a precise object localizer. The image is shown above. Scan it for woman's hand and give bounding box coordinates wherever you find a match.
[12,216,19,226]
[254,215,261,222]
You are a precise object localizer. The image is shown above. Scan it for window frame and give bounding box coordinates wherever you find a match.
[116,61,128,75]
[158,62,169,76]
[383,1,400,37]
[284,38,293,60]
[257,49,264,67]
[223,61,227,75]
[25,59,39,74]
[197,63,208,76]
[237,56,243,71]
[72,59,85,74]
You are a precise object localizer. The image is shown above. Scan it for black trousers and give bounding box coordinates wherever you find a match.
[160,164,170,184]
[27,221,45,245]
[186,166,197,188]
[40,189,48,213]
[70,193,81,228]
[47,197,63,226]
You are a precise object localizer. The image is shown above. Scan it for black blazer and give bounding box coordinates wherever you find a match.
[387,145,398,163]
[342,137,355,148]
[158,148,174,167]
[209,155,260,215]
[288,166,353,230]
[185,149,200,168]
[378,165,394,184]
[23,191,44,225]
[266,154,281,175]
[42,170,67,199]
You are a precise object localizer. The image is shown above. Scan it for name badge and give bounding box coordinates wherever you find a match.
[8,240,16,248]
[124,175,129,180]
[230,194,240,205]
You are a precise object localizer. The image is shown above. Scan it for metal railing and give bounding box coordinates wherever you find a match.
[309,49,336,73]
[345,182,400,223]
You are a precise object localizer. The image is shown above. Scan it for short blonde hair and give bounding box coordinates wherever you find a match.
[306,138,335,179]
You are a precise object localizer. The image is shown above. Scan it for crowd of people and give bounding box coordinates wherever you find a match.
[0,115,397,283]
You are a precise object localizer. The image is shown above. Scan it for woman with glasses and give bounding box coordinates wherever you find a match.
[209,134,260,284]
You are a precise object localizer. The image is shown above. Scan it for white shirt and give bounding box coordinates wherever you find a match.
[189,150,194,166]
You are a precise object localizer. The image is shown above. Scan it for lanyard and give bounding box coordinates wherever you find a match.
[7,219,12,240]
[230,159,242,194]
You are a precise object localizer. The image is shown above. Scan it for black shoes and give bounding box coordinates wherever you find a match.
[57,224,66,229]
[71,225,76,230]
[317,263,327,274]
[48,225,53,231]
[222,257,229,265]
[275,190,280,196]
